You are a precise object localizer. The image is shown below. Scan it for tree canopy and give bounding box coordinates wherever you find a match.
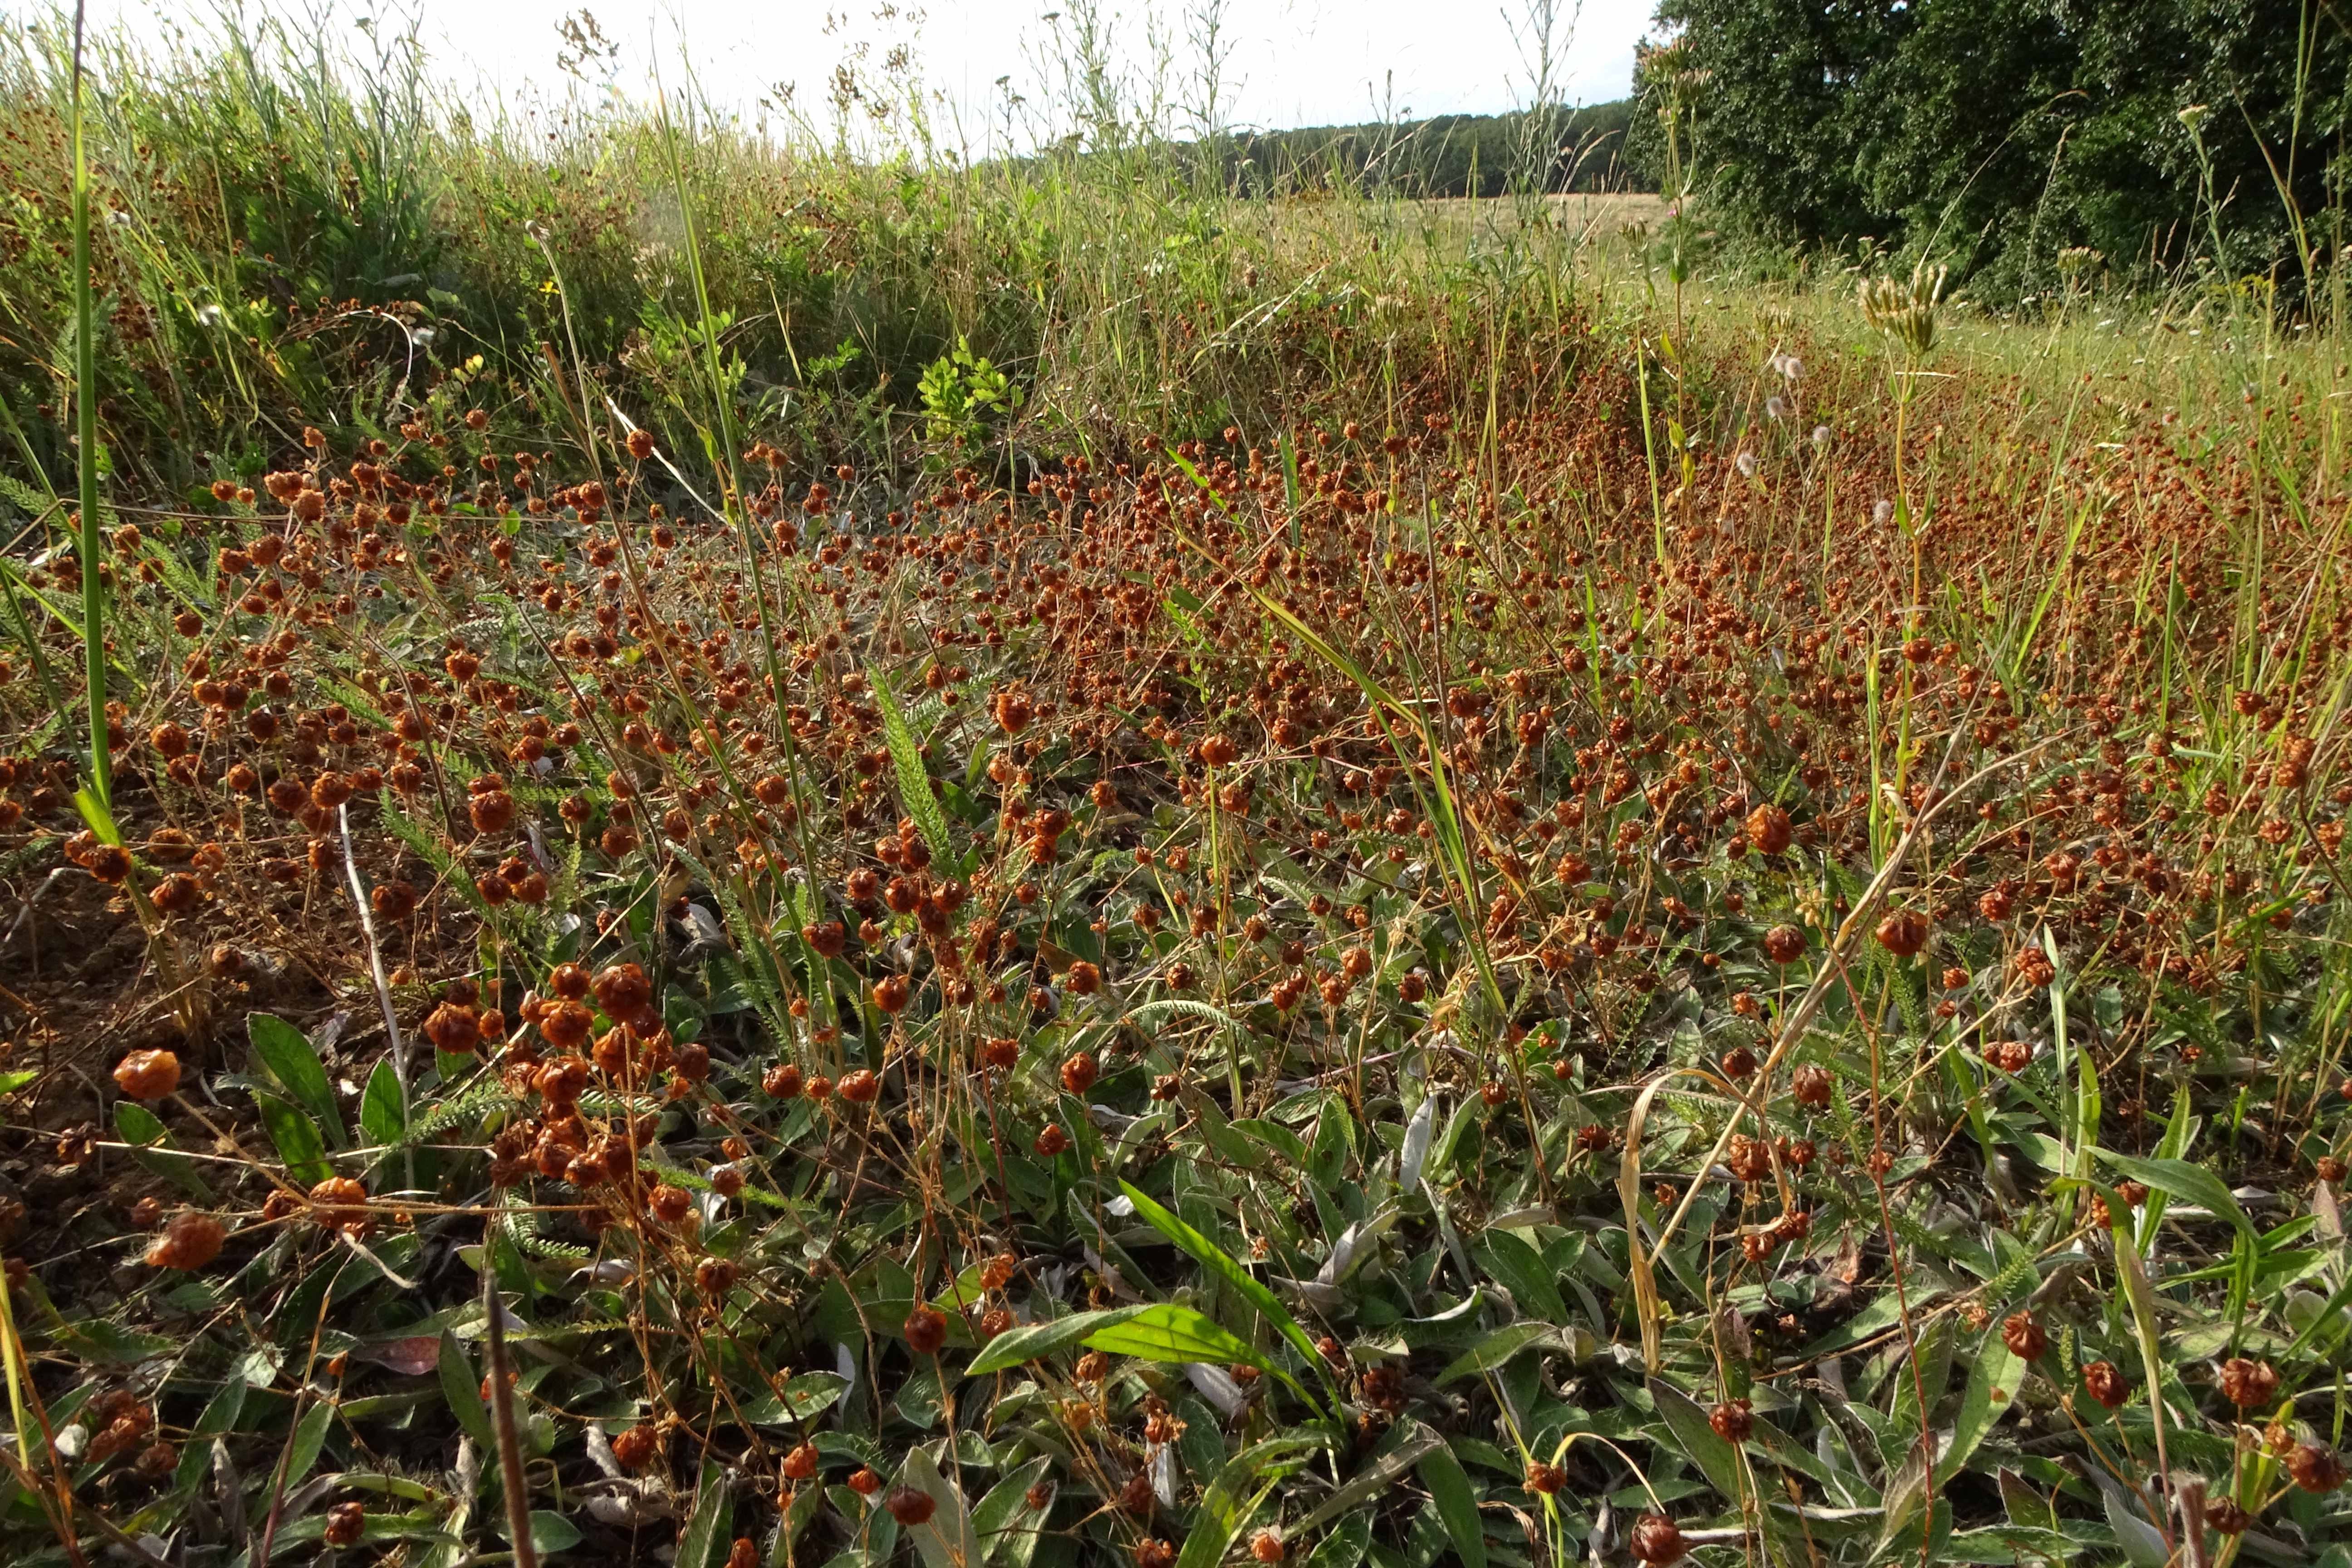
[1636,0,2352,300]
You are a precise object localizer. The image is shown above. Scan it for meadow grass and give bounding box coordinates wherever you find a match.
[0,8,2349,1568]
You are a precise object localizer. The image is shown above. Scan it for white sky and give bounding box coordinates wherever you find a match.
[66,0,1655,150]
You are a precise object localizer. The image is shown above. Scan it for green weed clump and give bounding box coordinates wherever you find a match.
[1,7,2350,1568]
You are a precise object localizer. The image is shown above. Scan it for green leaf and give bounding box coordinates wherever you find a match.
[1117,1180,1328,1397]
[741,1371,851,1425]
[965,1306,1148,1378]
[2096,1151,2254,1239]
[436,1332,495,1451]
[1998,1468,2056,1531]
[1300,1510,1372,1568]
[250,1013,345,1147]
[1177,1436,1325,1568]
[1939,1328,2022,1485]
[1413,1432,1487,1568]
[869,665,951,869]
[0,1068,36,1096]
[1435,1323,1579,1385]
[513,1512,583,1555]
[1083,1303,1266,1372]
[1476,1229,1567,1323]
[676,1459,735,1568]
[172,1379,248,1493]
[2103,1483,2170,1568]
[283,1398,335,1491]
[115,1099,213,1199]
[1290,1426,1441,1538]
[252,1089,334,1186]
[1649,1377,1744,1502]
[973,1455,1052,1563]
[359,1058,407,1147]
[897,1444,980,1568]
[114,1098,168,1147]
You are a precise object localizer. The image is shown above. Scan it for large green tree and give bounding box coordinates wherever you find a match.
[1640,0,2352,299]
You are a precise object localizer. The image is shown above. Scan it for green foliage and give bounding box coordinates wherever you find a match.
[1643,0,2352,302]
[3,9,2352,1568]
[916,337,1023,461]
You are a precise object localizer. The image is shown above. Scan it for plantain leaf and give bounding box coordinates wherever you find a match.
[1177,1436,1323,1568]
[675,1458,735,1568]
[1649,1377,1744,1502]
[115,1099,213,1199]
[897,1443,980,1568]
[2096,1150,2254,1239]
[1436,1323,1585,1385]
[359,1058,407,1147]
[1083,1303,1264,1371]
[250,1012,345,1147]
[1413,1431,1486,1568]
[1940,1327,2022,1484]
[966,1306,1148,1378]
[436,1332,495,1451]
[252,1089,333,1186]
[1118,1180,1328,1406]
[973,1455,1052,1563]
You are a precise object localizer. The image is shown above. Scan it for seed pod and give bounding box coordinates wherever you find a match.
[887,1486,936,1526]
[1874,907,1928,957]
[2288,1443,2346,1494]
[1629,1513,1686,1564]
[1745,804,1792,854]
[2219,1357,2279,1409]
[422,1003,479,1055]
[2082,1361,2128,1409]
[308,1177,370,1235]
[145,1211,225,1270]
[1710,1399,1753,1441]
[903,1306,948,1355]
[113,1049,181,1102]
[324,1501,365,1546]
[2002,1312,2046,1360]
[611,1424,659,1470]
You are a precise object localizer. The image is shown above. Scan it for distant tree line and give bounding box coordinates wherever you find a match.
[1628,0,2352,302]
[1211,102,1649,198]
